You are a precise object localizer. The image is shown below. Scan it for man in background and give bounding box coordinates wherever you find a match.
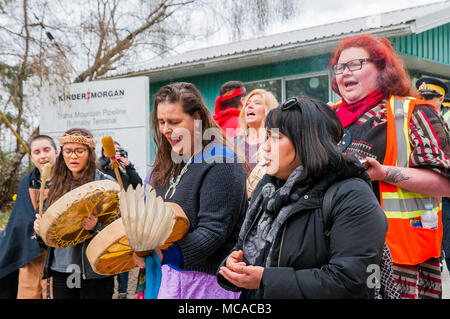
[213,81,246,139]
[416,77,448,111]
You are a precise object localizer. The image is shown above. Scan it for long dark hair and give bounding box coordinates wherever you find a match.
[151,82,226,188]
[265,96,350,182]
[47,128,97,206]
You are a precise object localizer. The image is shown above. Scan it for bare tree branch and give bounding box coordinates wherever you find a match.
[0,0,302,210]
[74,0,177,82]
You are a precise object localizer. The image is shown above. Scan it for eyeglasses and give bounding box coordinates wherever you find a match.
[331,58,372,75]
[62,148,88,158]
[281,97,301,112]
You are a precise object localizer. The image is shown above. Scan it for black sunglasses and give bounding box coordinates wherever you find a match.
[281,97,301,112]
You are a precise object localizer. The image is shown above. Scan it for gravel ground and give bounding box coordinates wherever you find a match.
[113,261,450,299]
[112,267,140,299]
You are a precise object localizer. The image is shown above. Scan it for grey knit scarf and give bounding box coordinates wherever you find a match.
[241,165,311,267]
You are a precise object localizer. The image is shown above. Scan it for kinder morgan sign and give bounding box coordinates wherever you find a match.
[40,76,150,180]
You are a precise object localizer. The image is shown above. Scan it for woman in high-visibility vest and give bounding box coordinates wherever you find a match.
[329,34,450,299]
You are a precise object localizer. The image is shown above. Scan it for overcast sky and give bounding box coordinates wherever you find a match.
[275,0,447,31]
[197,0,448,48]
[126,0,449,71]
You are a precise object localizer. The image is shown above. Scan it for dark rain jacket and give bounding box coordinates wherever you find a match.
[0,168,45,279]
[217,162,388,299]
[97,156,142,190]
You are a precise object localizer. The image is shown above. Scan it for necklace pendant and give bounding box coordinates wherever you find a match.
[168,187,176,199]
[165,184,175,199]
[164,157,193,199]
[165,183,177,199]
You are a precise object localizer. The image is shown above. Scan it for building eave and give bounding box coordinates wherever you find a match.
[115,24,413,82]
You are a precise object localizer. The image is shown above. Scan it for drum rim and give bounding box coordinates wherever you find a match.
[40,179,120,248]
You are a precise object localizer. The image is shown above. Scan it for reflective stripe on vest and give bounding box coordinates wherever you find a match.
[383,196,439,219]
[381,96,442,265]
[392,96,410,168]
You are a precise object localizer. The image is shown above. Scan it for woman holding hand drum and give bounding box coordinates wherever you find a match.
[34,128,118,299]
[133,82,248,299]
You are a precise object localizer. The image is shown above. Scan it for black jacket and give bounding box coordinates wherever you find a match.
[97,157,142,190]
[0,168,44,279]
[217,163,388,299]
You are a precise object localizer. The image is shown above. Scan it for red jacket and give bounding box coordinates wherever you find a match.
[213,107,241,139]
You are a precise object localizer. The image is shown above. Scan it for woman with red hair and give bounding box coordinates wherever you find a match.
[329,34,450,299]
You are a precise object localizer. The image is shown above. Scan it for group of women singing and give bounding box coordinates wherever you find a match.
[32,33,450,299]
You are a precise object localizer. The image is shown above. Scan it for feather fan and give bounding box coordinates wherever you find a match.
[119,184,175,255]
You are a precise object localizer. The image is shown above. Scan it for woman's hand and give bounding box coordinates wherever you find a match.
[219,250,263,290]
[82,215,98,231]
[365,157,386,181]
[219,263,264,290]
[33,214,41,235]
[83,207,99,231]
[116,153,131,167]
[133,253,146,269]
[226,250,247,270]
[132,249,162,270]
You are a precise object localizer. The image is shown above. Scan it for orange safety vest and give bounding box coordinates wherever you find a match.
[333,95,442,265]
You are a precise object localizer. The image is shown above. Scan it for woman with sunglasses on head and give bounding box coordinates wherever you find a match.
[328,34,450,299]
[217,97,387,298]
[33,128,116,299]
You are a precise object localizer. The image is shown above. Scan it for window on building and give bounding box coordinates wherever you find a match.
[244,79,282,103]
[285,74,330,104]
